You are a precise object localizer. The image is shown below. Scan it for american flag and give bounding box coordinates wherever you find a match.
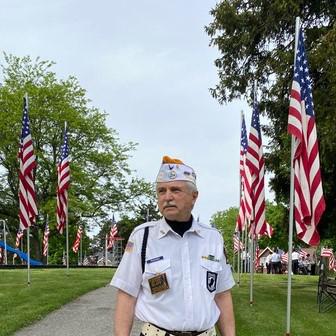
[298,248,308,259]
[288,27,326,246]
[236,113,253,232]
[107,216,118,250]
[265,222,273,238]
[281,252,288,264]
[15,229,24,248]
[18,95,38,230]
[72,226,83,253]
[233,234,243,254]
[13,229,24,260]
[321,248,336,271]
[42,222,50,257]
[258,222,274,239]
[245,98,267,237]
[255,243,260,268]
[56,126,70,234]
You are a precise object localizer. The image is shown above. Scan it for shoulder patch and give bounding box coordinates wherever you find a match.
[125,241,134,253]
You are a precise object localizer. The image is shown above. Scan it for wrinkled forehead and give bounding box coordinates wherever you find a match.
[156,180,189,190]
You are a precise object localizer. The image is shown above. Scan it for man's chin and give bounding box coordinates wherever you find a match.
[163,209,178,220]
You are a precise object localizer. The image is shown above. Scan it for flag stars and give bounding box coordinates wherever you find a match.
[293,30,315,117]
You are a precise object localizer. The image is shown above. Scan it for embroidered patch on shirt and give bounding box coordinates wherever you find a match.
[202,255,220,262]
[125,241,134,253]
[206,271,218,292]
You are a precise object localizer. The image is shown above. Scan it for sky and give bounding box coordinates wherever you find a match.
[1,1,273,226]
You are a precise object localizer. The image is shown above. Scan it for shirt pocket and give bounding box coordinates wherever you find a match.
[200,259,223,295]
[142,259,171,294]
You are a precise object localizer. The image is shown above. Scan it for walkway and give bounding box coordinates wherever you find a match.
[14,285,142,336]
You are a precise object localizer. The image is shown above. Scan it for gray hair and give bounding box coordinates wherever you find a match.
[155,180,198,193]
[185,181,198,193]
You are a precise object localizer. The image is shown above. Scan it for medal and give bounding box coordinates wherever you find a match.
[148,273,169,294]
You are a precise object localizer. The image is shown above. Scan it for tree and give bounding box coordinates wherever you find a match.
[211,207,238,265]
[210,202,298,264]
[93,198,161,251]
[0,54,153,261]
[205,1,336,238]
[262,201,288,250]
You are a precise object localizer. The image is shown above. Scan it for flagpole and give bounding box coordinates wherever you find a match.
[80,229,83,266]
[1,220,7,265]
[248,79,258,305]
[25,93,31,285]
[244,224,248,273]
[105,234,108,266]
[46,214,49,266]
[64,121,69,273]
[27,227,31,285]
[232,243,236,274]
[286,16,300,336]
[240,226,244,274]
[249,234,254,306]
[236,111,245,286]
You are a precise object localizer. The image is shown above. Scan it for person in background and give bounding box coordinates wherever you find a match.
[292,248,299,275]
[271,248,281,274]
[111,156,236,336]
[265,252,272,274]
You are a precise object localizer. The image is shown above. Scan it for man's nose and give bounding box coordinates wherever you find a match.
[163,190,174,201]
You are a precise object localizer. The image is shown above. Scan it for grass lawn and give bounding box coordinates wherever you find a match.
[1,269,335,336]
[0,268,114,336]
[233,273,336,336]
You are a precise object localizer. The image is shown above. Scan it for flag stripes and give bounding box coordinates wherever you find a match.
[321,248,336,271]
[42,223,50,257]
[236,113,253,232]
[18,96,37,230]
[15,229,24,248]
[56,126,70,234]
[233,234,243,254]
[72,226,83,253]
[288,27,325,246]
[245,98,267,236]
[107,217,118,250]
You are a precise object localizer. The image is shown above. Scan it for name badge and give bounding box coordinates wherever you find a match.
[148,273,169,294]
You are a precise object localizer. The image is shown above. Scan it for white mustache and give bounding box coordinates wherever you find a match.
[163,202,176,209]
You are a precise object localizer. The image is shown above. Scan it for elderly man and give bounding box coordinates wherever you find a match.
[111,156,235,336]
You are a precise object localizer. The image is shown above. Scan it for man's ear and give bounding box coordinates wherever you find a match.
[191,191,199,204]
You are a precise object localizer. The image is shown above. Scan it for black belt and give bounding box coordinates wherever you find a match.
[151,323,207,336]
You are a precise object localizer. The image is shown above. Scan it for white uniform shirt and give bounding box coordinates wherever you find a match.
[271,252,281,263]
[265,253,272,264]
[292,251,299,261]
[111,218,235,331]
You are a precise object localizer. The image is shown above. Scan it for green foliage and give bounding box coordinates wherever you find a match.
[92,197,161,251]
[206,1,336,239]
[0,54,154,260]
[0,268,113,336]
[211,202,295,257]
[211,207,238,264]
[262,201,289,250]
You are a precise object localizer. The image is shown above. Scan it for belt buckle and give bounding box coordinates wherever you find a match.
[179,332,197,336]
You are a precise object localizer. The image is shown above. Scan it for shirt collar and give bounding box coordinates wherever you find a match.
[157,218,205,239]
